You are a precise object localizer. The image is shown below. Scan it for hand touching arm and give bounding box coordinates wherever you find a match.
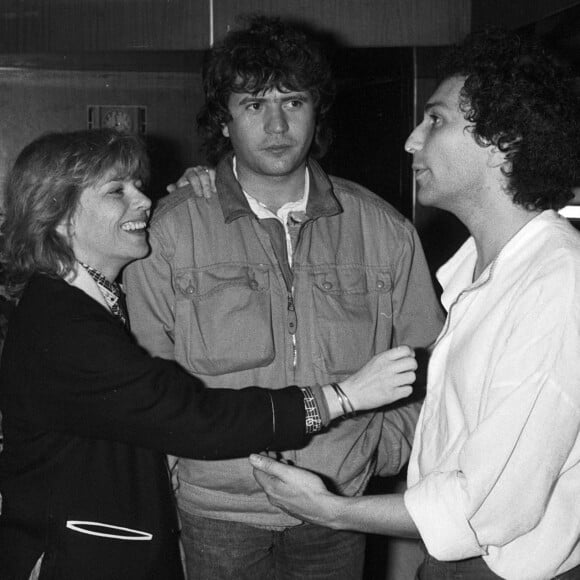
[166,166,216,198]
[250,454,419,537]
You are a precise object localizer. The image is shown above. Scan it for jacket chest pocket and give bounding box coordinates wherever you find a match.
[311,268,393,376]
[173,265,274,375]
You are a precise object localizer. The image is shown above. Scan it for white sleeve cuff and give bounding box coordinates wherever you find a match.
[404,470,487,561]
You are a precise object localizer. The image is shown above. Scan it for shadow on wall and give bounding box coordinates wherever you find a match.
[146,135,189,206]
[416,207,469,289]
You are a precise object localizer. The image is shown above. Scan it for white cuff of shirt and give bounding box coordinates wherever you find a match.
[404,470,487,561]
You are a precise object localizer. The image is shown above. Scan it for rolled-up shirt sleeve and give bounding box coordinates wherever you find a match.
[405,254,580,565]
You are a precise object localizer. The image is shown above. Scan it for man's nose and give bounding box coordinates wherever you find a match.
[265,106,289,134]
[404,125,424,154]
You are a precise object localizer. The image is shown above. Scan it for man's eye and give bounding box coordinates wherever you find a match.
[429,115,441,126]
[247,102,262,111]
[287,100,303,108]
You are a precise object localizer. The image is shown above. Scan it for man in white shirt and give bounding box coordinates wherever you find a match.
[250,28,580,580]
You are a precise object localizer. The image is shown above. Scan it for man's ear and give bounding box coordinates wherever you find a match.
[487,143,509,170]
[221,124,230,138]
[488,134,521,169]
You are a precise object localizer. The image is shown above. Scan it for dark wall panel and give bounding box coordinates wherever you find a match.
[321,48,414,218]
[0,65,205,205]
[0,0,209,51]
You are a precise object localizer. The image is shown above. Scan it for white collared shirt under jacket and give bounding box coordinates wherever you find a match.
[405,210,580,580]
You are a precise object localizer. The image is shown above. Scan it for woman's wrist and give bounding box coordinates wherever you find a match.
[321,383,344,421]
[330,382,356,418]
[311,382,358,424]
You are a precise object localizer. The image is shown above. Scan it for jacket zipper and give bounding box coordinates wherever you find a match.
[287,292,297,367]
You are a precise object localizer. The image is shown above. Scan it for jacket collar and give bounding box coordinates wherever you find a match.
[64,263,111,312]
[215,153,343,224]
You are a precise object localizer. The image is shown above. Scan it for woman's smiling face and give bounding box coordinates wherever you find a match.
[65,169,152,280]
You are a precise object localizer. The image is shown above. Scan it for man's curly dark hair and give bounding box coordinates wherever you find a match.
[439,28,580,211]
[197,15,335,165]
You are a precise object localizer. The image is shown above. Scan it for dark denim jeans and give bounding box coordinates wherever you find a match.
[179,510,365,580]
[416,551,580,580]
[416,553,503,580]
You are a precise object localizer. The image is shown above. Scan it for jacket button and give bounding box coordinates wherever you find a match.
[186,284,195,295]
[376,280,385,289]
[249,280,259,290]
[322,281,333,290]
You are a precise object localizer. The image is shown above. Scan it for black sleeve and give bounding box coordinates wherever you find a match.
[21,296,308,459]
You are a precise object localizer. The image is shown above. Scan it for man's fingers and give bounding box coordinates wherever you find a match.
[252,466,275,489]
[166,166,216,198]
[250,454,304,487]
[250,454,287,492]
[249,453,280,475]
[191,167,216,198]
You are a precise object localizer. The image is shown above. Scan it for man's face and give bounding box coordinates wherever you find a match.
[405,76,495,215]
[222,87,316,183]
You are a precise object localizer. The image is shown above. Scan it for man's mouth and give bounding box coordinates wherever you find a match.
[413,167,428,180]
[264,143,293,152]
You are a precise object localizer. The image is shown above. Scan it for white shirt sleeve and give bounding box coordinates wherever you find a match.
[405,254,580,561]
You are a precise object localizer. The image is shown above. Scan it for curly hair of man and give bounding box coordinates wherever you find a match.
[197,15,336,165]
[439,27,580,211]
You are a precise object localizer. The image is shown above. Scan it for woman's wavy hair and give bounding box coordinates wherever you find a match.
[439,28,580,210]
[197,15,336,165]
[0,129,149,295]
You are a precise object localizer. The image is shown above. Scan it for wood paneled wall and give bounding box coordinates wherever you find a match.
[0,0,210,51]
[471,0,579,30]
[0,0,470,52]
[214,0,470,46]
[0,67,204,201]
